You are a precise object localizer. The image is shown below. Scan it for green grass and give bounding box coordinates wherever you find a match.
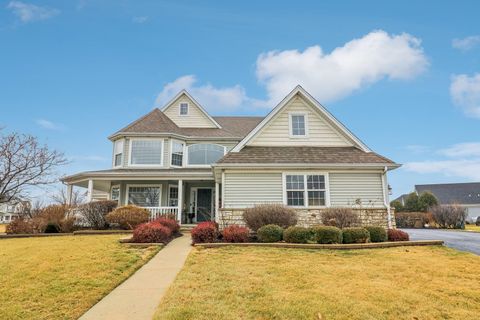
[155,246,480,320]
[0,235,159,320]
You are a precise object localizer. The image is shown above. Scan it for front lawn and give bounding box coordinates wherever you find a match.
[155,246,480,320]
[0,235,159,320]
[465,224,480,232]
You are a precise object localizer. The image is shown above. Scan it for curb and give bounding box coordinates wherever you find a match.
[194,240,444,250]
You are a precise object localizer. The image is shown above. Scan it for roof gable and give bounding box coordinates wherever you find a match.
[232,86,371,152]
[162,90,221,128]
[415,183,480,205]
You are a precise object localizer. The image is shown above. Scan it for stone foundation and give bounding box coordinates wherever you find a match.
[219,207,395,229]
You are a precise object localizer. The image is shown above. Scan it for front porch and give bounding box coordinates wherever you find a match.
[64,170,221,225]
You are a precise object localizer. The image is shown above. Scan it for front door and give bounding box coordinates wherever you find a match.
[196,188,212,222]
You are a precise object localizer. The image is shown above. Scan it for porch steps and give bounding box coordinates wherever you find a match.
[180,224,196,232]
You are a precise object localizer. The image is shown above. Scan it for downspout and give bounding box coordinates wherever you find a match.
[382,166,392,229]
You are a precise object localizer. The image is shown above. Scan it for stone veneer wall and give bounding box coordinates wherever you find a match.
[218,208,396,229]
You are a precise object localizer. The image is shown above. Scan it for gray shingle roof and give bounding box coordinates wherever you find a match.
[216,146,396,165]
[415,183,480,205]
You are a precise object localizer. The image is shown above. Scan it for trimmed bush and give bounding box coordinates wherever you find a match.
[222,225,249,243]
[321,208,359,228]
[37,204,76,233]
[6,217,45,234]
[153,217,180,234]
[191,221,219,244]
[132,222,172,243]
[312,226,343,244]
[395,212,433,228]
[78,200,118,229]
[431,205,467,229]
[283,226,311,243]
[342,227,370,244]
[387,229,409,241]
[257,224,284,243]
[106,205,150,230]
[365,226,387,243]
[243,204,297,231]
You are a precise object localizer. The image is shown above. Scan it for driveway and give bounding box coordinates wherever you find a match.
[403,229,480,255]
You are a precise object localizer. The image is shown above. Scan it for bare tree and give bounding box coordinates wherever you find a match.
[0,131,68,203]
[50,186,85,206]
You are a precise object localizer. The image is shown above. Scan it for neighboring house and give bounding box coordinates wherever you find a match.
[0,201,28,223]
[415,183,480,223]
[62,86,400,227]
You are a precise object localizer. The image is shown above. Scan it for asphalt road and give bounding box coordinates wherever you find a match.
[403,228,480,255]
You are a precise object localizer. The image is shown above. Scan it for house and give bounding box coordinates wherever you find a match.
[416,183,480,223]
[61,86,400,228]
[0,201,28,223]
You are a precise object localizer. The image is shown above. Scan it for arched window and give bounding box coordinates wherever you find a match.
[187,144,225,165]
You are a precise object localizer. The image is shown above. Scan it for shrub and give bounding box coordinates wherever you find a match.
[404,192,420,212]
[364,226,387,243]
[311,226,343,244]
[153,217,180,234]
[342,227,370,244]
[395,212,433,228]
[387,229,409,241]
[257,224,284,243]
[37,204,76,233]
[222,225,249,243]
[78,200,118,229]
[283,226,312,243]
[431,204,467,229]
[106,205,150,230]
[418,192,438,212]
[390,200,404,212]
[132,222,172,243]
[321,207,359,228]
[243,204,297,231]
[191,221,219,244]
[44,223,59,233]
[6,217,45,234]
[476,216,480,226]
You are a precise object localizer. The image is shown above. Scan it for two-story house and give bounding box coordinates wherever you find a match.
[62,86,400,227]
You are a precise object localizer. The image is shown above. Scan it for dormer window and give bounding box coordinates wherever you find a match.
[290,113,307,137]
[180,103,189,115]
[113,139,124,167]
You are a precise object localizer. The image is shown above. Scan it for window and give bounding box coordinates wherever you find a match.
[113,140,123,167]
[168,186,179,206]
[187,144,225,165]
[171,141,184,167]
[290,114,306,137]
[111,186,120,203]
[285,174,326,207]
[130,139,163,165]
[180,103,189,115]
[127,186,161,207]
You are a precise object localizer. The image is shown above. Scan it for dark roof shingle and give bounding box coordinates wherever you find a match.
[415,183,480,205]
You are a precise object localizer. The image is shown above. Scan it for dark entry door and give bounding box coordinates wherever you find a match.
[196,189,212,222]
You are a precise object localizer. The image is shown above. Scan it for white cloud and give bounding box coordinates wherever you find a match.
[133,16,148,24]
[256,30,428,104]
[439,142,480,157]
[35,119,65,130]
[452,36,480,51]
[450,73,480,118]
[7,1,59,23]
[155,75,255,112]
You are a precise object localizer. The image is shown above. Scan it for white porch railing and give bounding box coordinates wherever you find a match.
[145,207,179,220]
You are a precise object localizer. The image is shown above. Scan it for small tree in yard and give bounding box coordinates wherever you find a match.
[404,192,420,212]
[0,131,67,203]
[431,204,467,229]
[418,191,438,212]
[390,200,404,212]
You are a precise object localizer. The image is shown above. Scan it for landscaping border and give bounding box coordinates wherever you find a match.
[194,240,444,250]
[0,230,133,239]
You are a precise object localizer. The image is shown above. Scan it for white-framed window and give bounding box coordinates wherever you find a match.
[111,185,120,203]
[187,144,225,166]
[171,140,185,167]
[179,102,189,115]
[127,185,161,207]
[129,139,163,166]
[113,139,124,167]
[168,185,179,207]
[284,173,328,207]
[289,113,307,137]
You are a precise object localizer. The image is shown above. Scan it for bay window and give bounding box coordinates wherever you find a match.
[285,174,327,207]
[187,144,225,165]
[129,139,163,165]
[127,185,161,207]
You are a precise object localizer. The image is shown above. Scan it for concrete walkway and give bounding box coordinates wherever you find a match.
[80,234,192,320]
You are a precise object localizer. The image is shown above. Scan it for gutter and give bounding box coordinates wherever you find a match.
[382,166,392,229]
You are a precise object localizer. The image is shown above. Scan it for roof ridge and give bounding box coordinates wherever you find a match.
[110,108,180,138]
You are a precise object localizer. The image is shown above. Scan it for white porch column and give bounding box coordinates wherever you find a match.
[87,179,94,202]
[66,184,73,205]
[215,182,220,223]
[177,179,183,224]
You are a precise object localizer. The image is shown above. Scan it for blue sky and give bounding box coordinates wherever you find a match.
[1,0,480,200]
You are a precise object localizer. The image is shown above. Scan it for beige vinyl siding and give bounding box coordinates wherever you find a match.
[164,95,217,128]
[329,172,385,207]
[249,96,352,147]
[223,172,283,208]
